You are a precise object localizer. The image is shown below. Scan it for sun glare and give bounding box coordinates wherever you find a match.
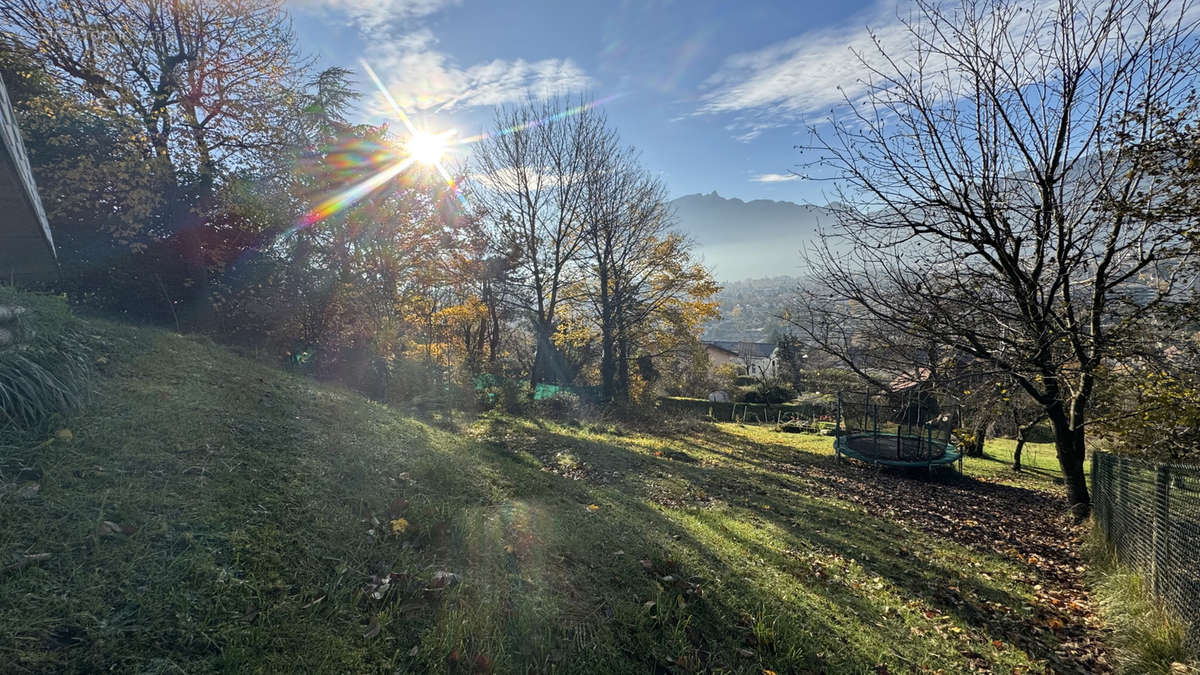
[300,56,614,230]
[408,130,451,165]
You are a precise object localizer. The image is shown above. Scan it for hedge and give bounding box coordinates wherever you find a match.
[656,396,836,422]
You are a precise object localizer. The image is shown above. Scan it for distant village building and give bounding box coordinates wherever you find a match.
[0,72,56,280]
[703,340,778,379]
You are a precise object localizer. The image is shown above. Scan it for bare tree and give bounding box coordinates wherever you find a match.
[577,120,695,401]
[472,97,599,387]
[797,0,1200,516]
[0,0,303,179]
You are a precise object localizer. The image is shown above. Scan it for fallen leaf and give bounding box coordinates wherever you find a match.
[98,520,135,536]
[388,497,409,516]
[586,504,600,511]
[430,570,460,588]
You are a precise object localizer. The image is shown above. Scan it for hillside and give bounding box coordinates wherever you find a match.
[702,276,802,342]
[0,303,1112,673]
[669,192,832,281]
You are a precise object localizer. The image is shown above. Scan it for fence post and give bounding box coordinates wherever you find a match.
[1151,464,1171,595]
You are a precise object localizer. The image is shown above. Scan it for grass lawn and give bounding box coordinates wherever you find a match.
[0,322,1111,673]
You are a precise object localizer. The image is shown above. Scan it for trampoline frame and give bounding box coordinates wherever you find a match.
[835,390,964,472]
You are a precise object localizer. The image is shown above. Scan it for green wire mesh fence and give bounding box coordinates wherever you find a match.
[1092,452,1200,647]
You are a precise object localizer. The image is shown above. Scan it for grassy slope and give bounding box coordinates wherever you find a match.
[0,319,1102,673]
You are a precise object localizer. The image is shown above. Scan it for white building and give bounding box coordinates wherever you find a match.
[703,340,778,379]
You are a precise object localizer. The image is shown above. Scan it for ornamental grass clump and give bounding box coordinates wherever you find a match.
[0,288,92,431]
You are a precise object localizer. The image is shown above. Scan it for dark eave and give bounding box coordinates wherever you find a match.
[0,72,56,279]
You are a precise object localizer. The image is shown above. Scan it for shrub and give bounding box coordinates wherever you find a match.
[497,378,531,415]
[737,380,795,405]
[0,289,93,431]
[533,391,582,420]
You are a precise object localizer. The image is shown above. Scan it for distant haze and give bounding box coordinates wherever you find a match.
[669,191,832,281]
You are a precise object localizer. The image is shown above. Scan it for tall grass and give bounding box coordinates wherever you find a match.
[1086,529,1198,673]
[0,288,92,430]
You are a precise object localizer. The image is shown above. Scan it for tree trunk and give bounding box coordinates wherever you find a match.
[962,419,988,457]
[530,324,558,390]
[1012,436,1025,472]
[598,265,617,402]
[1047,404,1091,519]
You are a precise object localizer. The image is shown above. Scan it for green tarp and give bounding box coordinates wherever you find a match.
[472,374,601,402]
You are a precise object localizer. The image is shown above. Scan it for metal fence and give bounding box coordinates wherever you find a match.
[1092,452,1200,646]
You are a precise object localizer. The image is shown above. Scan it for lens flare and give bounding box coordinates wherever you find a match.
[294,58,622,230]
[291,156,416,234]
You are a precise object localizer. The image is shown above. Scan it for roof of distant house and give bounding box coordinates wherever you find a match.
[889,368,932,391]
[703,340,776,359]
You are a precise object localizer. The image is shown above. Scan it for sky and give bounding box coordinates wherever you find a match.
[284,0,899,205]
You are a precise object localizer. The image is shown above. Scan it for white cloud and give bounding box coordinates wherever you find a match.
[698,0,1193,141]
[751,173,799,183]
[697,1,913,137]
[290,0,461,33]
[365,34,592,113]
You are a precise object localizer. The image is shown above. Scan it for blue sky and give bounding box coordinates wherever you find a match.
[286,0,896,204]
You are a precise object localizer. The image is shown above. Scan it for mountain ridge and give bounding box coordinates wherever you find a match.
[668,191,831,280]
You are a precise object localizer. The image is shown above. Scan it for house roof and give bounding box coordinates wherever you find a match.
[889,367,932,391]
[703,340,776,359]
[0,73,56,279]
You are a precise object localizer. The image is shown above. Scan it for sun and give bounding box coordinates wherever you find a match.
[407,130,452,165]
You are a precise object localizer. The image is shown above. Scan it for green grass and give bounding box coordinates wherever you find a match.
[0,315,1113,672]
[1085,532,1198,674]
[968,437,1063,485]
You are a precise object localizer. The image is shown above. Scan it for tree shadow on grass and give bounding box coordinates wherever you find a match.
[474,419,1109,672]
[415,427,877,672]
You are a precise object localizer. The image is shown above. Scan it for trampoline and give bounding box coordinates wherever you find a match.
[834,390,962,471]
